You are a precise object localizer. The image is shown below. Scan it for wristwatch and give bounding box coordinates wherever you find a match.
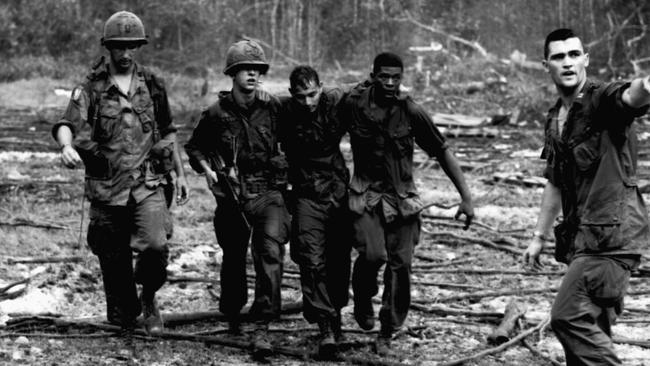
[532,230,553,242]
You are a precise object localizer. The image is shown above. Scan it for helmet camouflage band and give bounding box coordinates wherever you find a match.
[223,40,269,75]
[101,11,148,46]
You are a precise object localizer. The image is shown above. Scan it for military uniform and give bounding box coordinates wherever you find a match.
[278,88,351,328]
[185,91,290,321]
[52,59,176,326]
[337,82,448,333]
[543,79,650,365]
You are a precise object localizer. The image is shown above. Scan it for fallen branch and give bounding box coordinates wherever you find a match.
[436,287,557,303]
[410,303,502,320]
[487,300,527,345]
[413,257,476,269]
[411,279,483,290]
[6,256,84,264]
[0,218,69,230]
[416,268,564,276]
[425,231,522,256]
[437,317,550,366]
[613,338,650,348]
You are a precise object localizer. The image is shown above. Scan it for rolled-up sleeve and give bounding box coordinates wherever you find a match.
[184,109,215,174]
[409,101,448,159]
[51,84,92,141]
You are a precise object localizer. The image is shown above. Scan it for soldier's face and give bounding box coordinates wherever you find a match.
[233,68,261,93]
[108,43,140,73]
[371,66,402,99]
[290,80,322,113]
[543,37,589,93]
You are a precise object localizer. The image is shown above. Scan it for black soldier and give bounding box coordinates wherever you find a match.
[337,52,474,355]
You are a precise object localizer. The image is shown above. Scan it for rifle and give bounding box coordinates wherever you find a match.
[207,155,251,239]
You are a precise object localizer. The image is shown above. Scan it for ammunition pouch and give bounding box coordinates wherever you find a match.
[554,220,576,264]
[241,175,270,199]
[150,139,175,174]
[269,155,288,189]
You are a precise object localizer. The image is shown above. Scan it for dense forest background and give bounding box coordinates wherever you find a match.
[1,0,648,81]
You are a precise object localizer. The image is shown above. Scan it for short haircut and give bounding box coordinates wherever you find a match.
[372,52,403,74]
[289,65,320,90]
[544,28,580,59]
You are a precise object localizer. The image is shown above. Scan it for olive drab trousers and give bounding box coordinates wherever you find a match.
[87,188,171,326]
[550,256,630,366]
[351,208,420,332]
[214,191,290,320]
[290,198,351,323]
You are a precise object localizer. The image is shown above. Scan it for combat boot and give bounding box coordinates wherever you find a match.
[353,296,375,330]
[331,312,346,344]
[375,327,394,356]
[317,319,336,359]
[251,321,272,360]
[141,293,164,335]
[227,317,242,335]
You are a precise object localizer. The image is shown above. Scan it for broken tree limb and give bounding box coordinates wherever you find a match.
[416,268,565,276]
[6,256,84,264]
[410,279,483,290]
[612,338,650,348]
[413,257,476,269]
[0,218,69,230]
[400,11,490,58]
[487,300,527,345]
[425,231,522,256]
[437,317,550,366]
[410,303,502,320]
[436,287,557,303]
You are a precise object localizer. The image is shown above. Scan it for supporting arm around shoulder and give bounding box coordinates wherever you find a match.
[622,75,650,108]
[522,181,562,269]
[437,149,474,229]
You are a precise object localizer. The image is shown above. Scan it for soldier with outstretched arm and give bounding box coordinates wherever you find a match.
[523,28,650,365]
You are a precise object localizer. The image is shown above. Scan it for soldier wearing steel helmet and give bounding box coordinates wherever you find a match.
[52,11,189,335]
[185,39,290,360]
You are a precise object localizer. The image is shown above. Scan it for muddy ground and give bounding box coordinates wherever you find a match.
[1,98,649,366]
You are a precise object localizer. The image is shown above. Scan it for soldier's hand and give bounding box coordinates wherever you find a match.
[255,86,272,102]
[454,199,474,230]
[522,237,544,271]
[175,175,190,206]
[205,168,218,187]
[60,145,82,168]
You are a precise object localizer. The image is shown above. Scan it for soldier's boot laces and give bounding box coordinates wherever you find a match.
[141,294,164,335]
[251,323,272,360]
[317,319,337,359]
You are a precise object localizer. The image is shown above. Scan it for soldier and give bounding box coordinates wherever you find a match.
[523,28,650,365]
[337,52,474,355]
[53,11,189,334]
[184,39,290,360]
[278,65,351,357]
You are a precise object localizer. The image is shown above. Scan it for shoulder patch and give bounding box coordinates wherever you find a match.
[71,87,82,101]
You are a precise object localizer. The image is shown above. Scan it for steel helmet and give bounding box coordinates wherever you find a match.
[223,40,269,75]
[101,11,148,46]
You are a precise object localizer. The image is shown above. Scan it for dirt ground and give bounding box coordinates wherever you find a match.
[1,84,650,366]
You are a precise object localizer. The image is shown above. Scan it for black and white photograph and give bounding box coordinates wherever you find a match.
[0,1,649,365]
